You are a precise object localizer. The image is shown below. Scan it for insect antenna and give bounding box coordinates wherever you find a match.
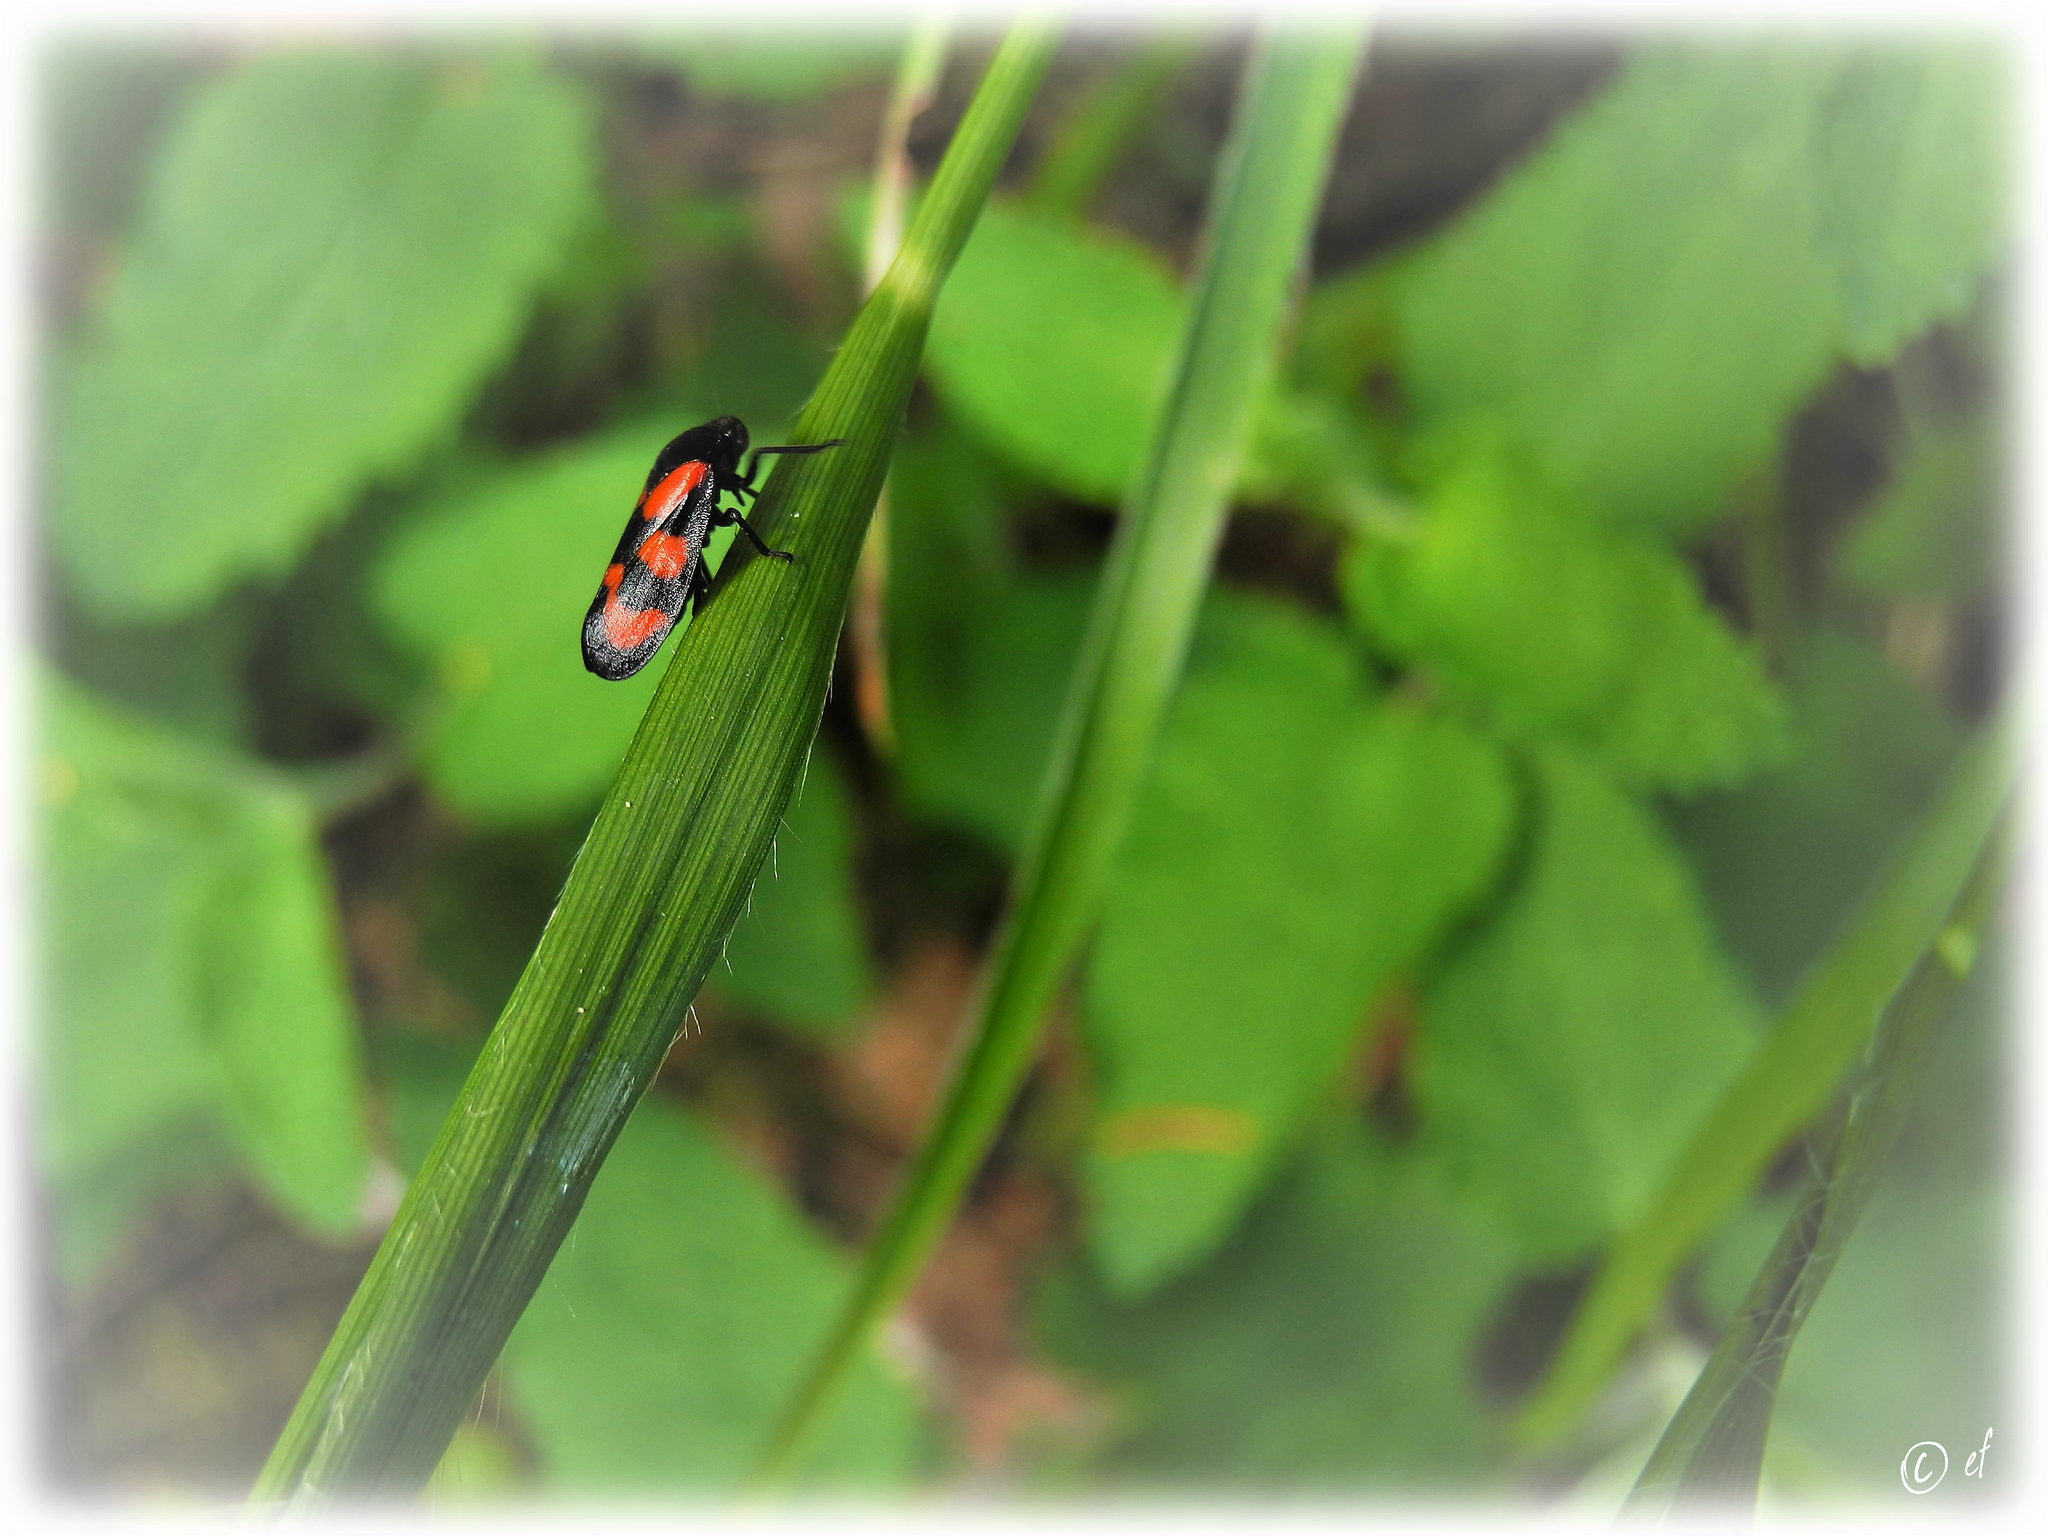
[740,438,847,482]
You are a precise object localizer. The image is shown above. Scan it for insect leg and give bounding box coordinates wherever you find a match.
[731,510,793,563]
[684,554,714,615]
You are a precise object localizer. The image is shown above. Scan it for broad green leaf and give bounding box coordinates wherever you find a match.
[1412,746,1760,1260]
[1037,1123,1515,1487]
[501,1099,918,1489]
[1344,450,1788,791]
[714,752,874,1036]
[1392,48,1844,532]
[1814,47,2007,366]
[38,674,369,1236]
[1840,414,2000,600]
[925,200,1184,504]
[56,49,593,619]
[1667,631,1960,1008]
[372,419,736,824]
[1084,593,1512,1295]
[920,202,1400,527]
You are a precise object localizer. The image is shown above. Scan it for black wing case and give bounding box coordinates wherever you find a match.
[581,459,716,681]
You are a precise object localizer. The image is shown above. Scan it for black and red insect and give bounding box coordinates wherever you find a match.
[582,416,845,680]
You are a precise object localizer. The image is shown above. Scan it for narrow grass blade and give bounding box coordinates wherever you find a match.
[848,14,952,756]
[1623,803,2011,1516]
[755,27,1370,1483]
[1517,704,2016,1448]
[1027,35,1195,219]
[248,25,1056,1505]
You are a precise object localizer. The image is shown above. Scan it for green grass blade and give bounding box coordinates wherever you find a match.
[1517,702,2016,1449]
[247,25,1057,1505]
[1027,35,1195,220]
[1623,803,2011,1514]
[755,26,1369,1483]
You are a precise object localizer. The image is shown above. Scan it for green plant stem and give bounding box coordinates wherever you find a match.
[1027,35,1194,219]
[1624,800,2010,1514]
[850,15,951,758]
[1517,701,2015,1449]
[247,24,1056,1506]
[753,26,1368,1486]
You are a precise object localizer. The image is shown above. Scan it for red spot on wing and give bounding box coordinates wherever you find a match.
[643,460,708,522]
[602,562,626,594]
[637,531,693,580]
[602,598,670,652]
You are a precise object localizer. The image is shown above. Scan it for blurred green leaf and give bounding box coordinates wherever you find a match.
[648,32,902,102]
[48,592,258,749]
[885,415,1019,690]
[39,673,370,1238]
[56,49,594,620]
[926,200,1184,504]
[1391,47,1843,532]
[427,1421,528,1499]
[1388,46,2007,535]
[1667,632,1960,1008]
[372,418,737,824]
[1840,414,2000,600]
[922,202,1401,529]
[374,1030,481,1178]
[1413,746,1760,1260]
[1239,385,1403,534]
[1520,708,2010,1445]
[45,1114,240,1286]
[1083,593,1511,1295]
[1038,1123,1514,1486]
[501,1098,918,1489]
[714,752,873,1036]
[893,569,1099,853]
[417,824,585,1023]
[657,271,841,431]
[1814,47,2006,366]
[1292,259,1397,401]
[1344,450,1788,791]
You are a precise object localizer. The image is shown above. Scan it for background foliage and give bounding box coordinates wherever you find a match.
[35,29,2007,1505]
